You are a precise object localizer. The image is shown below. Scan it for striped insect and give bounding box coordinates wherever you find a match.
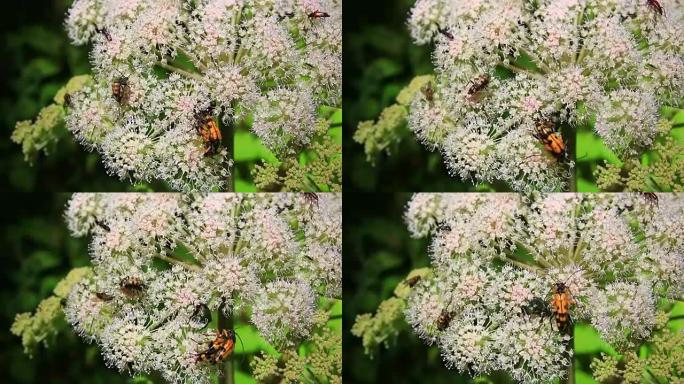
[647,0,664,15]
[548,269,586,334]
[112,77,130,104]
[465,74,490,104]
[641,192,659,207]
[421,83,435,106]
[120,276,146,299]
[404,275,422,288]
[436,309,455,331]
[196,329,237,364]
[308,10,330,18]
[533,119,568,162]
[437,26,454,40]
[550,281,574,333]
[195,106,222,156]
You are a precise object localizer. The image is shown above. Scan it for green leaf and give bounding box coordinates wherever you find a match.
[234,325,278,356]
[574,324,615,355]
[577,177,600,192]
[31,250,60,270]
[576,131,620,164]
[234,131,278,163]
[575,368,599,384]
[235,369,257,384]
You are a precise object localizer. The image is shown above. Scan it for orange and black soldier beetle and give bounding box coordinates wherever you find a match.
[195,106,222,156]
[196,329,236,364]
[647,0,664,16]
[550,282,574,334]
[308,10,330,18]
[533,120,568,162]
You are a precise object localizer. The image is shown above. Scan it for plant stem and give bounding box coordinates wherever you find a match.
[218,309,235,384]
[224,118,235,192]
[567,325,575,384]
[156,61,203,81]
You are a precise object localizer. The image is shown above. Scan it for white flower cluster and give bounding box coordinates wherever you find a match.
[406,0,684,191]
[403,193,684,383]
[62,192,341,384]
[64,0,341,191]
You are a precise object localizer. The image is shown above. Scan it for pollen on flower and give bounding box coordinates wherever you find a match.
[394,193,684,382]
[371,0,684,191]
[61,0,341,191]
[58,193,341,383]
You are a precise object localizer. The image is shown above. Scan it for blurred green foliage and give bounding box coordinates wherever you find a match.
[343,0,486,192]
[0,1,132,192]
[0,193,341,383]
[0,193,127,383]
[1,1,338,193]
[342,193,684,384]
[577,109,684,192]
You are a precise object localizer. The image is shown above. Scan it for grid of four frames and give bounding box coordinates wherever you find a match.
[1,0,683,383]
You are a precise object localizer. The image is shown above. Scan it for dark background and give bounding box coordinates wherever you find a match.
[0,193,126,383]
[0,0,131,192]
[342,0,480,192]
[342,192,488,383]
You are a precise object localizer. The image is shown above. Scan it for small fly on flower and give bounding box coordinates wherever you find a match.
[533,120,568,162]
[436,309,455,331]
[95,292,114,301]
[522,297,552,319]
[465,74,490,104]
[421,83,435,106]
[95,26,112,42]
[94,218,110,232]
[119,276,146,299]
[191,303,212,328]
[437,26,454,40]
[404,275,422,288]
[308,10,330,18]
[641,192,659,206]
[647,0,664,16]
[195,106,222,156]
[112,77,130,104]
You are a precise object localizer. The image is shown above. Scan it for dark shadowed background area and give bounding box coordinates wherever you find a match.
[342,192,491,383]
[343,0,483,192]
[0,0,133,192]
[0,193,127,383]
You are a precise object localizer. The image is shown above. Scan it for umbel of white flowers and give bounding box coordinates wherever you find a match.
[62,193,342,384]
[64,0,341,191]
[400,0,683,191]
[403,193,683,383]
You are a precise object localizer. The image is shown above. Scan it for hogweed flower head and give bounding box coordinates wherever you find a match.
[63,0,341,191]
[377,0,684,191]
[399,193,684,382]
[60,193,341,383]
